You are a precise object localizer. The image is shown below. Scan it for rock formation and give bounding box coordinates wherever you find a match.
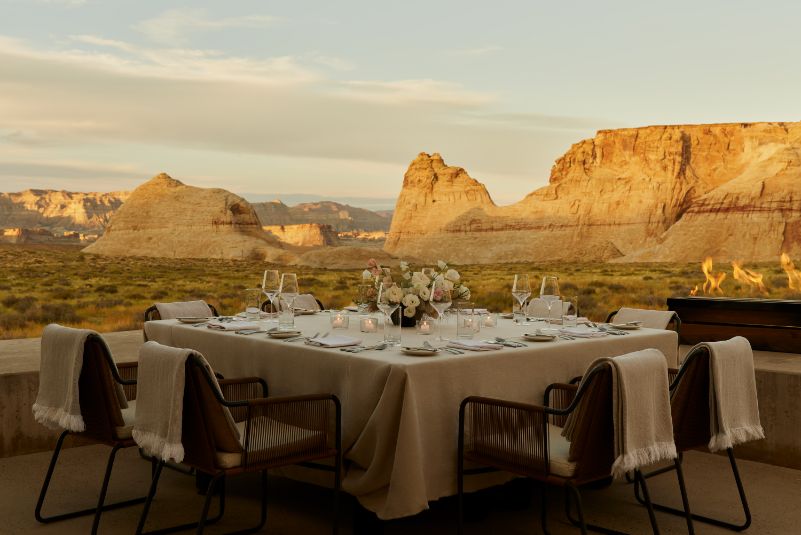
[0,189,128,232]
[84,173,292,261]
[385,122,801,263]
[263,223,339,247]
[253,200,390,232]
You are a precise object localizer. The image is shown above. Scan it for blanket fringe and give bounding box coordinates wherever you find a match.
[612,441,677,478]
[32,403,85,433]
[709,425,765,453]
[132,429,185,463]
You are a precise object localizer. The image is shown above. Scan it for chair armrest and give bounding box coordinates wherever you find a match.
[544,383,578,427]
[240,394,341,468]
[218,377,269,422]
[459,396,549,477]
[116,361,138,401]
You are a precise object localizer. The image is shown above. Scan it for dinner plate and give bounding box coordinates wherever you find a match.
[401,347,439,357]
[294,309,318,315]
[177,317,210,324]
[268,331,302,339]
[523,333,557,342]
[500,313,514,319]
[610,323,641,330]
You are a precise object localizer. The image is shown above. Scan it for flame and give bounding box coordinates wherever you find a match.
[700,257,726,294]
[731,261,767,294]
[689,284,699,296]
[781,253,801,291]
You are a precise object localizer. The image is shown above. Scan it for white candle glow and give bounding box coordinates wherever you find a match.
[360,317,378,333]
[331,313,347,328]
[417,319,433,334]
[483,314,497,327]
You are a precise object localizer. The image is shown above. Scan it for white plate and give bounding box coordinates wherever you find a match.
[268,331,302,339]
[523,334,557,342]
[294,309,318,315]
[500,313,514,319]
[177,317,210,324]
[610,323,641,330]
[401,347,439,357]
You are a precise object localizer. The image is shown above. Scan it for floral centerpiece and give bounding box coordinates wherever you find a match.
[359,258,470,326]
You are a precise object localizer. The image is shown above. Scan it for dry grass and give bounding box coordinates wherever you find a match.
[1,244,799,339]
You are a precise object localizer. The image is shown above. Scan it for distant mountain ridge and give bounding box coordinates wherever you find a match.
[0,189,129,232]
[252,200,391,232]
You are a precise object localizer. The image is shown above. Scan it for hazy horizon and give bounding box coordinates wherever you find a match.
[2,1,801,204]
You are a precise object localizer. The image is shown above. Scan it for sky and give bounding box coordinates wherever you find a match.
[1,1,800,209]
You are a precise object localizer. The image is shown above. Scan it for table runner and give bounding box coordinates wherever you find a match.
[145,315,677,519]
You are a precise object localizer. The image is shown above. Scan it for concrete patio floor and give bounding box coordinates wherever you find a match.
[1,444,799,534]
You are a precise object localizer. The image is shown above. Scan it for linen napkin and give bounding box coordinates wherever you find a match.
[207,320,260,331]
[155,300,213,320]
[563,349,676,478]
[306,334,362,348]
[33,324,128,433]
[612,308,676,330]
[693,337,764,452]
[559,326,607,338]
[447,340,504,351]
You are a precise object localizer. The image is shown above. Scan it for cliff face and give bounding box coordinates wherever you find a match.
[253,200,390,232]
[0,189,128,232]
[84,173,291,261]
[385,122,801,263]
[262,223,339,247]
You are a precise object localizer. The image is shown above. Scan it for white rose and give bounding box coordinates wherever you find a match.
[399,261,409,271]
[411,272,430,286]
[437,260,447,270]
[403,271,412,280]
[403,305,416,318]
[402,294,420,308]
[419,287,431,301]
[445,269,460,282]
[387,285,404,303]
[459,287,471,300]
[442,279,454,291]
[362,269,372,280]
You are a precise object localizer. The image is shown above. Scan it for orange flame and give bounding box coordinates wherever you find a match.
[689,285,699,296]
[701,257,726,294]
[780,253,801,291]
[731,261,767,294]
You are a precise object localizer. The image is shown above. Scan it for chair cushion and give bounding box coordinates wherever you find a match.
[547,423,576,477]
[115,399,136,440]
[215,417,326,469]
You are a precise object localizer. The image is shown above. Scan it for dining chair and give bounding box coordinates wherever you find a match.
[632,344,753,532]
[135,351,342,535]
[143,302,220,322]
[605,307,681,334]
[457,361,665,534]
[34,332,145,535]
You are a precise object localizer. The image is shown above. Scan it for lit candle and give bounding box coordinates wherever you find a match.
[331,313,347,328]
[417,319,433,334]
[360,317,378,332]
[483,313,497,327]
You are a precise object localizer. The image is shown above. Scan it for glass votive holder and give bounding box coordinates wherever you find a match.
[482,312,498,328]
[244,288,262,320]
[456,308,481,339]
[359,315,378,333]
[416,316,434,335]
[330,310,349,329]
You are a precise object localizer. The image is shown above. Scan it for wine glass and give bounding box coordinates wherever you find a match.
[430,279,452,341]
[262,269,280,319]
[356,283,373,314]
[377,282,400,345]
[511,274,532,324]
[279,272,299,313]
[540,275,561,325]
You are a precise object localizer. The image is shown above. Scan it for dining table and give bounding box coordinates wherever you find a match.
[144,313,678,520]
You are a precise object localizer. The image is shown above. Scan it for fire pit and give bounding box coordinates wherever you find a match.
[666,296,801,353]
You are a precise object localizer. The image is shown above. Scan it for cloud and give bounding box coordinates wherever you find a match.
[337,79,495,106]
[445,45,504,57]
[133,8,280,46]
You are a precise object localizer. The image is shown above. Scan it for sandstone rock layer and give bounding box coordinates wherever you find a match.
[0,189,128,232]
[263,223,339,247]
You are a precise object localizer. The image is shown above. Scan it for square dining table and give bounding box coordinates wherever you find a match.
[144,314,678,520]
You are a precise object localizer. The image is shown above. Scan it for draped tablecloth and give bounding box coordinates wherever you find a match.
[145,316,678,519]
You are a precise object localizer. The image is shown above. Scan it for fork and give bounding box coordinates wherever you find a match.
[493,337,527,347]
[285,331,319,342]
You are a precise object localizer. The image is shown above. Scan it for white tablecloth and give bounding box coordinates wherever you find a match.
[144,315,678,519]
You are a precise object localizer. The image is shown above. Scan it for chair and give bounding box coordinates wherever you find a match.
[633,345,753,532]
[135,352,342,535]
[458,362,667,534]
[35,333,145,535]
[605,307,681,334]
[143,302,220,322]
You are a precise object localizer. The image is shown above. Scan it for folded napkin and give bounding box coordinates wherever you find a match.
[155,300,212,320]
[447,340,504,351]
[207,320,260,331]
[564,349,676,478]
[695,337,764,452]
[559,326,607,338]
[613,307,676,330]
[306,334,361,348]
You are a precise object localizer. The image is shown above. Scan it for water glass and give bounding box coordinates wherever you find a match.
[278,305,295,330]
[244,288,262,320]
[384,316,401,346]
[562,296,578,327]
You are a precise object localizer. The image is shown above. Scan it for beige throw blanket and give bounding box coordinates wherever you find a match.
[695,336,764,452]
[613,307,676,330]
[293,294,321,311]
[564,348,676,478]
[155,300,212,320]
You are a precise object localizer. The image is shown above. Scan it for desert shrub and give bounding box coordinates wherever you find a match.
[607,283,625,291]
[588,280,607,288]
[2,295,37,313]
[51,287,76,300]
[642,275,654,281]
[95,298,130,308]
[126,292,147,300]
[150,290,168,300]
[34,303,79,324]
[96,284,119,294]
[580,287,596,295]
[561,282,578,292]
[0,311,27,330]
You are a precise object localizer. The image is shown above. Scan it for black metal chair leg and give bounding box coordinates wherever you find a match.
[35,430,69,523]
[196,473,224,534]
[457,453,464,535]
[673,458,695,534]
[635,469,661,535]
[540,483,550,535]
[333,451,341,535]
[565,484,588,535]
[136,461,164,535]
[90,443,124,534]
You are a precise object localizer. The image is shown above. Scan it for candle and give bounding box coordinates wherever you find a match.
[331,312,348,329]
[483,313,498,328]
[360,317,378,333]
[417,319,433,334]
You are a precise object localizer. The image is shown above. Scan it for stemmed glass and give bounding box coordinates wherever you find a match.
[262,269,280,319]
[356,283,373,314]
[377,282,400,345]
[430,279,452,341]
[540,275,561,325]
[278,273,299,314]
[512,274,532,324]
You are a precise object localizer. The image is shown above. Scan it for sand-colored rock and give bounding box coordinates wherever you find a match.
[253,200,390,232]
[386,123,801,263]
[263,223,339,247]
[84,174,292,261]
[0,189,128,232]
